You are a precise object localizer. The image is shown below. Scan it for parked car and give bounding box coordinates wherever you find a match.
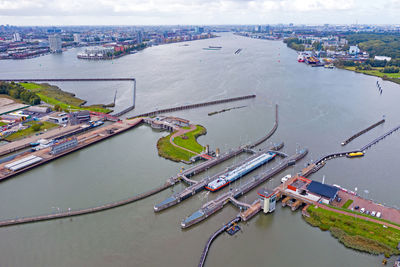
[366,210,370,215]
[360,208,365,213]
[337,197,342,202]
[354,206,360,210]
[371,211,376,217]
[376,212,382,218]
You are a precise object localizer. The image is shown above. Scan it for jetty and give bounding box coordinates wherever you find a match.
[341,119,385,146]
[181,148,308,228]
[154,142,284,212]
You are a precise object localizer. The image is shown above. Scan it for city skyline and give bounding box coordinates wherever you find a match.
[0,0,399,26]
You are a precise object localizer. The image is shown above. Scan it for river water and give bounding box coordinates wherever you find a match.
[0,33,399,266]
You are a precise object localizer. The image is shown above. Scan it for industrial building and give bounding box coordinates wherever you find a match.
[48,113,69,124]
[306,181,339,204]
[144,116,190,131]
[26,106,51,114]
[68,110,90,125]
[257,189,277,213]
[51,138,78,155]
[4,155,43,172]
[282,177,339,204]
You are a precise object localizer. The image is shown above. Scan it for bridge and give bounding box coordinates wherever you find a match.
[0,78,136,117]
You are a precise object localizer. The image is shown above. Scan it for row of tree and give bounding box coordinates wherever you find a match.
[283,38,306,51]
[346,33,400,59]
[0,82,41,105]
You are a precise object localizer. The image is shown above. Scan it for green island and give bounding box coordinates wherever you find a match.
[19,82,112,113]
[5,121,58,141]
[157,125,206,162]
[304,205,400,256]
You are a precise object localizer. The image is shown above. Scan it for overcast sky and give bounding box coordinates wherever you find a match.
[0,0,399,26]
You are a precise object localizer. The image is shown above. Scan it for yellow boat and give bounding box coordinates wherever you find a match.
[347,152,364,158]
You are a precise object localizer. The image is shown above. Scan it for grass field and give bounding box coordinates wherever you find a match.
[6,121,58,141]
[0,122,7,127]
[19,83,111,113]
[157,125,207,162]
[173,125,206,154]
[344,67,400,85]
[342,199,354,209]
[305,205,400,256]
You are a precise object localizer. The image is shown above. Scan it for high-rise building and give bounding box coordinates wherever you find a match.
[48,34,62,53]
[137,31,143,43]
[73,33,81,43]
[12,32,21,42]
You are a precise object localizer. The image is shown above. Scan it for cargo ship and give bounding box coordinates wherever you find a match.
[205,152,276,192]
[297,54,305,62]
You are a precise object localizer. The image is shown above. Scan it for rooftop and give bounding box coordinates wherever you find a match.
[307,181,338,200]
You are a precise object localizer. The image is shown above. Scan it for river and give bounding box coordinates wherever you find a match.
[0,33,399,266]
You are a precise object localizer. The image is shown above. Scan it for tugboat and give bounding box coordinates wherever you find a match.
[324,63,334,69]
[297,53,305,62]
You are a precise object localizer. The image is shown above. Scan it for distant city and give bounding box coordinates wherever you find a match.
[1,24,399,60]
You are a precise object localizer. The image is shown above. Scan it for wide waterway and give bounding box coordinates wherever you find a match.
[0,33,400,266]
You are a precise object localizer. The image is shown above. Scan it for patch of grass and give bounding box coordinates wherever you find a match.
[343,67,400,83]
[157,134,196,162]
[324,204,400,228]
[342,199,354,209]
[173,125,206,154]
[6,121,58,141]
[0,122,7,127]
[156,125,207,163]
[19,83,111,113]
[304,205,400,256]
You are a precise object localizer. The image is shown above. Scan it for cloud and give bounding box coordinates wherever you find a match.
[0,0,398,25]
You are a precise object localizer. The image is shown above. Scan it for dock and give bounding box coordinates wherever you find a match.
[0,118,144,182]
[154,143,284,212]
[181,148,308,228]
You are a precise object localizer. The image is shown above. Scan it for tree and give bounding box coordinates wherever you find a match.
[54,104,61,111]
[31,123,42,131]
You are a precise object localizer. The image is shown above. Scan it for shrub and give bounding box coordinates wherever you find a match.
[31,123,42,131]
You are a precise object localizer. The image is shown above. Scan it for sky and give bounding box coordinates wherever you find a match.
[0,0,399,26]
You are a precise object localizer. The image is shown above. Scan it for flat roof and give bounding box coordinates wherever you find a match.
[307,181,339,200]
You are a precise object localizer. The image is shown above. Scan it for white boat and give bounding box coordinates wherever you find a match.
[281,174,292,183]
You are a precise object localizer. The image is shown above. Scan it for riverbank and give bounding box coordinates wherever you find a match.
[157,125,206,163]
[19,83,112,113]
[339,66,400,85]
[304,205,400,256]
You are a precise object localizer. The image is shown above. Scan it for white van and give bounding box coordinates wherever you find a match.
[376,212,381,218]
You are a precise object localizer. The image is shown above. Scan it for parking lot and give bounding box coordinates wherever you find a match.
[332,190,400,224]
